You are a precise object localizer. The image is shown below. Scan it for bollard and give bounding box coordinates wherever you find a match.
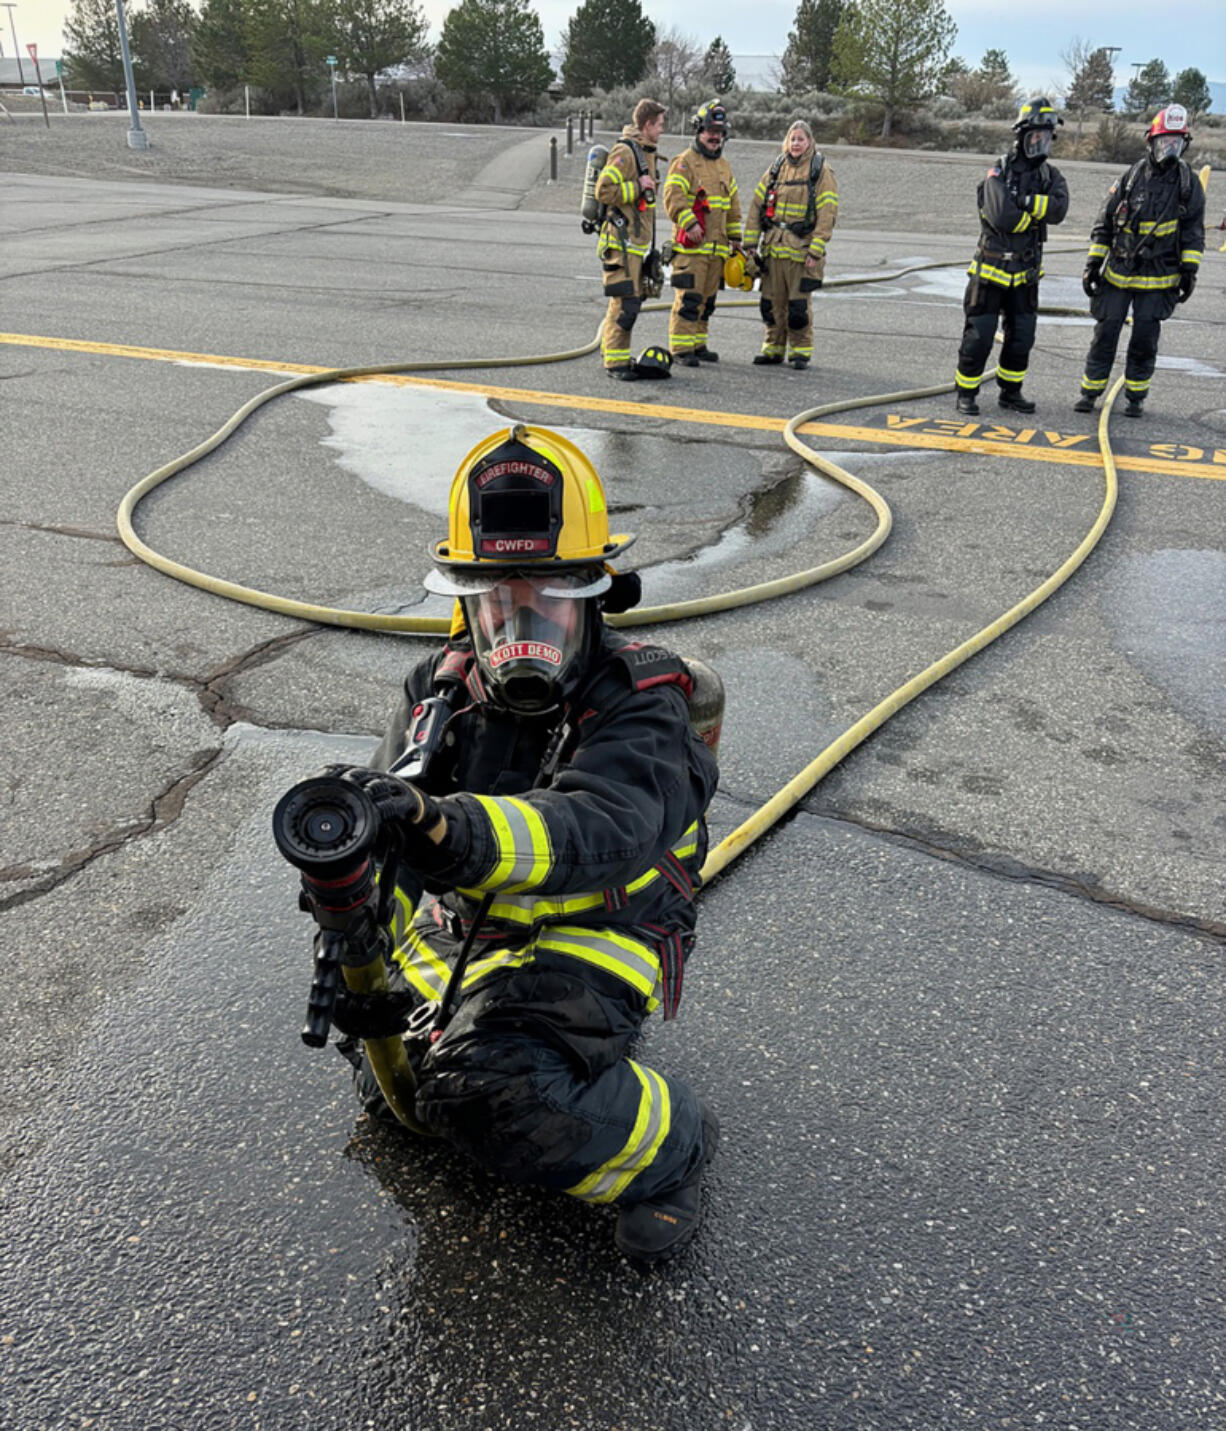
[566,115,574,156]
[579,111,586,143]
[549,135,557,183]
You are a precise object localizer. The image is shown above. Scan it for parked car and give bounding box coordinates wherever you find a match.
[22,85,43,96]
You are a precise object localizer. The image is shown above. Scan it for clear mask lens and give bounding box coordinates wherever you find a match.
[1151,133,1184,164]
[1023,129,1052,159]
[465,574,592,713]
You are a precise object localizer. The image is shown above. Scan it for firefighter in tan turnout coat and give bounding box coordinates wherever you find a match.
[744,120,838,370]
[663,99,743,366]
[595,99,667,381]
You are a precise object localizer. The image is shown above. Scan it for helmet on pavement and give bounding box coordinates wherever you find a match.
[1012,96,1062,161]
[424,425,635,713]
[634,344,673,378]
[1146,104,1191,167]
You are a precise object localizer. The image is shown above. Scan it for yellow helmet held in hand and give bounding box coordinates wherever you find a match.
[723,251,753,291]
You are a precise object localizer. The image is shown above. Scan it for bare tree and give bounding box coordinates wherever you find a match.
[648,26,703,112]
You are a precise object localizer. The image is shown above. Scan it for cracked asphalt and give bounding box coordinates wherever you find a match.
[1,119,1224,1430]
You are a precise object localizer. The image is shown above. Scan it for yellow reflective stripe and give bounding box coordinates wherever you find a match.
[566,1062,671,1203]
[1104,266,1179,289]
[1137,219,1177,236]
[460,946,532,990]
[706,196,732,209]
[665,174,693,193]
[1087,243,1110,259]
[1080,375,1109,391]
[810,238,827,257]
[1031,194,1048,219]
[968,259,1029,287]
[470,795,552,891]
[1125,377,1150,392]
[391,922,450,1001]
[814,192,838,207]
[1181,250,1201,266]
[996,364,1027,382]
[1012,212,1032,233]
[954,370,980,390]
[536,925,661,1002]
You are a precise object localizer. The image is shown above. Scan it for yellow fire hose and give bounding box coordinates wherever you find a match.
[115,261,1126,1123]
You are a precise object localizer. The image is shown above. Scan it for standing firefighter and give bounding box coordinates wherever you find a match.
[1074,104,1205,418]
[744,119,838,370]
[954,98,1069,415]
[277,426,721,1263]
[595,98,668,382]
[663,99,743,366]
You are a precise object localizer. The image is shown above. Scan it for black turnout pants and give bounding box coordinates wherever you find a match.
[956,278,1038,392]
[1080,284,1178,401]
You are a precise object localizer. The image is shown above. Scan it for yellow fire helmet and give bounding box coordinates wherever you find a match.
[425,424,635,590]
[723,251,753,291]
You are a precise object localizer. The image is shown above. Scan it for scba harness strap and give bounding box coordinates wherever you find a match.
[763,149,825,237]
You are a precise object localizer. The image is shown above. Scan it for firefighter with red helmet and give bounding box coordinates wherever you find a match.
[663,99,743,366]
[954,98,1069,415]
[1074,104,1206,418]
[315,426,720,1263]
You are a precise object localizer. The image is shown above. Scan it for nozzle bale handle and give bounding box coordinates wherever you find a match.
[303,932,343,1047]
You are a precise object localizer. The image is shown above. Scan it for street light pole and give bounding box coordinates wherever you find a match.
[113,0,148,149]
[1,5,25,87]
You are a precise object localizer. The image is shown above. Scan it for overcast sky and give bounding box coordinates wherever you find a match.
[8,0,1225,97]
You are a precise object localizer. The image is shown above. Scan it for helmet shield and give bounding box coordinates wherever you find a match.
[1149,131,1186,166]
[463,572,598,713]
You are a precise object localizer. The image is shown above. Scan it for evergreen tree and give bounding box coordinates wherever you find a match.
[832,0,956,138]
[435,0,553,121]
[131,0,198,93]
[245,0,330,115]
[1125,58,1170,115]
[326,0,430,117]
[702,35,735,93]
[560,0,655,98]
[62,0,125,93]
[779,0,844,95]
[1065,44,1115,115]
[1171,67,1211,117]
[977,48,1013,90]
[194,0,251,92]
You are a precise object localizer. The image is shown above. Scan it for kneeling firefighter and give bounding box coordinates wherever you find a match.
[954,98,1069,415]
[595,98,669,382]
[744,119,839,371]
[273,425,721,1263]
[664,99,743,366]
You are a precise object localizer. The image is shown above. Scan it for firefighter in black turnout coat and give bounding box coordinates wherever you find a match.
[1074,104,1206,418]
[327,425,720,1263]
[954,98,1069,416]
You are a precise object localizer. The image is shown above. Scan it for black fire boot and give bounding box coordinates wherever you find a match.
[693,347,719,362]
[998,387,1036,414]
[1073,391,1096,413]
[615,1103,720,1264]
[753,353,784,366]
[790,355,810,370]
[678,354,701,368]
[1124,397,1145,418]
[955,390,980,416]
[606,366,640,382]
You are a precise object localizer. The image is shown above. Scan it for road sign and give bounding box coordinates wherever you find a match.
[27,42,38,61]
[56,59,63,77]
[326,55,337,66]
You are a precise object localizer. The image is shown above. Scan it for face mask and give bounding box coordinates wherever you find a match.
[1022,129,1052,160]
[1150,133,1184,166]
[464,573,596,714]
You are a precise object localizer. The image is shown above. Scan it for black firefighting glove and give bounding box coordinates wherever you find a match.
[1178,268,1197,304]
[1082,260,1103,299]
[329,766,451,872]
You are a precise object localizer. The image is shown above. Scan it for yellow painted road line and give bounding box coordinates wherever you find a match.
[5,331,1225,483]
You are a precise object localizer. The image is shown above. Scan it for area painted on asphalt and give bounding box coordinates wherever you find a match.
[5,330,1225,483]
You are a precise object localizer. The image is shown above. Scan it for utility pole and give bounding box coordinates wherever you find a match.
[1,5,24,87]
[113,0,148,149]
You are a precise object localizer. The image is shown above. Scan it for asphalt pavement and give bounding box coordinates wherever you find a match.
[1,126,1224,1430]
